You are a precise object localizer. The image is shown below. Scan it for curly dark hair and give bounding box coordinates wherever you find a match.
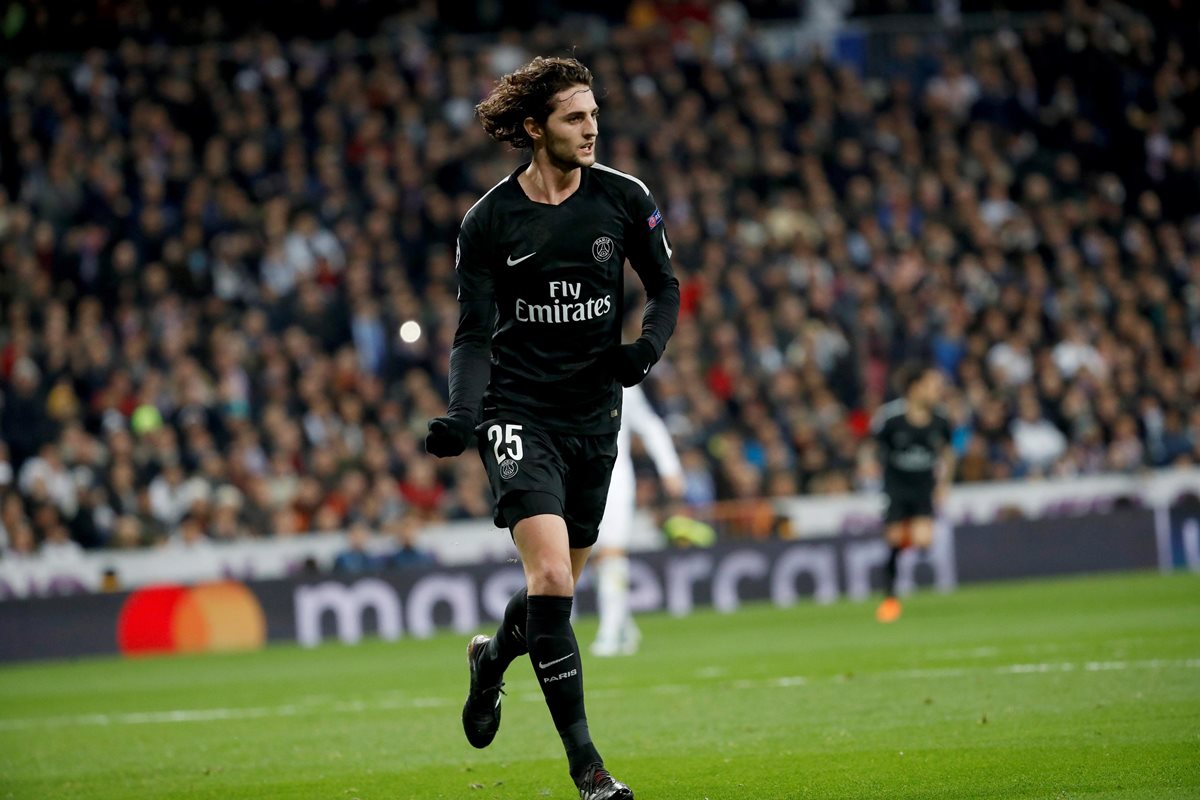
[897,360,937,396]
[476,56,594,149]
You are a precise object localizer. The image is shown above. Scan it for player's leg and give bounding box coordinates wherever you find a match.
[570,545,593,583]
[463,424,564,748]
[476,586,528,685]
[908,516,935,550]
[560,433,632,798]
[592,459,635,656]
[478,495,565,687]
[620,589,641,655]
[593,549,633,656]
[903,515,936,597]
[877,513,933,624]
[882,520,909,599]
[511,513,607,784]
[877,495,911,622]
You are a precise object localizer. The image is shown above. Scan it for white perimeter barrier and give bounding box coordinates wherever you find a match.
[2,467,1198,599]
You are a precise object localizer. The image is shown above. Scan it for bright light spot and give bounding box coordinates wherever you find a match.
[399,321,422,344]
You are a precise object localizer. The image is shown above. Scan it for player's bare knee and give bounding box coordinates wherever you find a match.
[910,518,935,548]
[527,561,575,596]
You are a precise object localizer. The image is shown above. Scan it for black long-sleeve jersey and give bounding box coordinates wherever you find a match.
[446,162,680,435]
[872,400,952,497]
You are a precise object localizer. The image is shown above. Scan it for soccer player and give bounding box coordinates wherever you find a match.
[424,56,678,800]
[591,384,683,657]
[872,362,954,623]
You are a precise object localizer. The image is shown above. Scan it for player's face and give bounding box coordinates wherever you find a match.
[920,370,944,406]
[539,85,598,169]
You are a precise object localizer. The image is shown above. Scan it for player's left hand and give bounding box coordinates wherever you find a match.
[425,415,475,457]
[607,339,657,387]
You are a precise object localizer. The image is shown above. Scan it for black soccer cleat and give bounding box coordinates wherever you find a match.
[462,634,504,749]
[577,763,634,800]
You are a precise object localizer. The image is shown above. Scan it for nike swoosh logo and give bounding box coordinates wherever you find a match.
[507,252,536,266]
[537,653,574,670]
[642,365,650,375]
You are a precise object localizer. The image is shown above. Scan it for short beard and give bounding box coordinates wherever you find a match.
[544,133,591,171]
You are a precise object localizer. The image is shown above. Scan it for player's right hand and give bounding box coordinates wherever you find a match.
[425,415,474,457]
[661,473,685,500]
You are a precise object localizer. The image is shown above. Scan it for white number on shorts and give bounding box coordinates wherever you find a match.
[487,423,524,463]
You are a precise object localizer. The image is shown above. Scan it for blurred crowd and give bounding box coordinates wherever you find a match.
[2,0,1200,555]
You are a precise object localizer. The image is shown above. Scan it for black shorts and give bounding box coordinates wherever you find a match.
[476,419,618,549]
[883,489,934,524]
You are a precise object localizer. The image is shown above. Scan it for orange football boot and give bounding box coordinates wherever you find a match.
[876,597,902,623]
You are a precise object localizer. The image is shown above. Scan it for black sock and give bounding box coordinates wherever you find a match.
[884,546,902,598]
[526,594,601,780]
[480,588,528,685]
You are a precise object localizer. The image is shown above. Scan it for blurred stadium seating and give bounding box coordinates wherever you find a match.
[1,0,1198,555]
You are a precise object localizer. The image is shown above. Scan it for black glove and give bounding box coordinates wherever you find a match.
[425,415,475,457]
[608,339,657,387]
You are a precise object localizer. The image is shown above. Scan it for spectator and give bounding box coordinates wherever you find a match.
[210,485,249,540]
[0,491,27,551]
[398,461,445,521]
[18,443,77,520]
[0,359,50,468]
[384,518,435,570]
[1052,320,1107,380]
[168,512,212,552]
[680,449,717,508]
[110,515,147,550]
[332,521,381,573]
[0,442,12,490]
[1011,392,1068,475]
[0,1,1197,553]
[40,521,84,562]
[3,521,38,560]
[147,461,203,528]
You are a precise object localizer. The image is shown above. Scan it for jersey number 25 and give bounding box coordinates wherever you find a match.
[487,423,524,463]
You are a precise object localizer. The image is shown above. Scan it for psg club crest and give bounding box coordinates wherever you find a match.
[499,459,519,480]
[592,236,614,263]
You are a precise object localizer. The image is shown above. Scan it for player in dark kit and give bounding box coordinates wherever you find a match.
[872,363,955,623]
[424,56,678,800]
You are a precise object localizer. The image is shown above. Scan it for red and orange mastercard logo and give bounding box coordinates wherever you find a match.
[117,582,266,656]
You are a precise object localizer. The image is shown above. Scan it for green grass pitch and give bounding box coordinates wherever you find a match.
[1,571,1197,799]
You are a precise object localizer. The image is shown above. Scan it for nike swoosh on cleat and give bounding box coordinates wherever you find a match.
[506,252,536,266]
[642,365,650,374]
[537,652,574,669]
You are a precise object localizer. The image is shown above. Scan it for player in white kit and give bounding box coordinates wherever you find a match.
[590,385,683,657]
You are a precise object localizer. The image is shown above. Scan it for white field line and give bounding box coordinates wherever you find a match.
[1,658,1196,732]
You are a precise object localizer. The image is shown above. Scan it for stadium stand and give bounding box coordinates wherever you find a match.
[1,1,1198,553]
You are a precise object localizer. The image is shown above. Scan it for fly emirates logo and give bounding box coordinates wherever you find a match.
[515,280,612,324]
